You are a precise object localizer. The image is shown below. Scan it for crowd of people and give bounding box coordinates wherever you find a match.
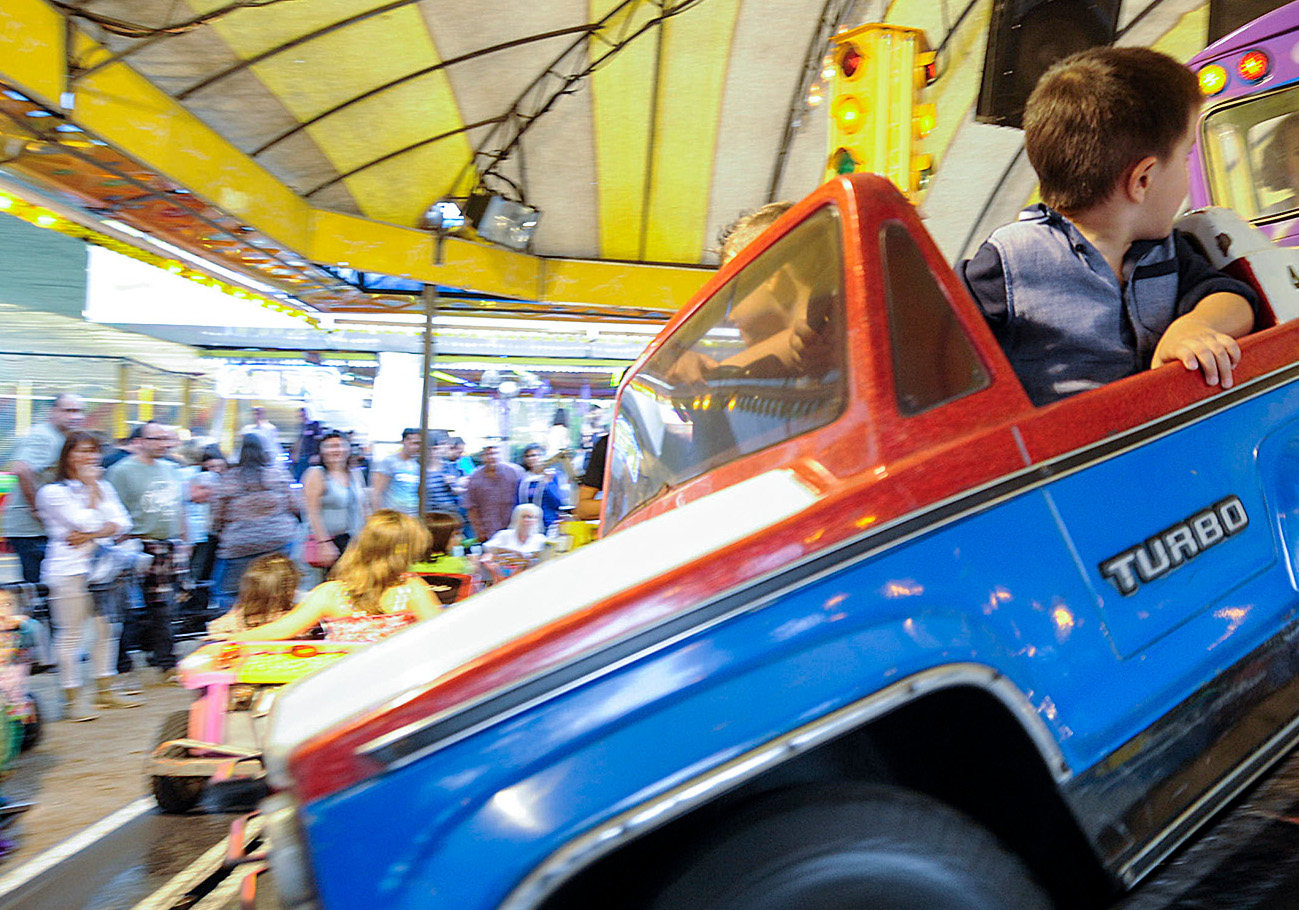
[0,396,610,721]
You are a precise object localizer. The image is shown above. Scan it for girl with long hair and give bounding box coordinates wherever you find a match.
[207,553,300,635]
[216,510,441,642]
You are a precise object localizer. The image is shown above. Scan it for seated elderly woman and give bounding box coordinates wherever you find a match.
[213,509,443,643]
[484,504,547,564]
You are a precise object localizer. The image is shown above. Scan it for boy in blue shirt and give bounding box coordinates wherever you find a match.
[960,47,1259,406]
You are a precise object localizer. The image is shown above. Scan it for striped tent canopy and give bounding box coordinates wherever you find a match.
[62,0,912,267]
[0,0,1220,314]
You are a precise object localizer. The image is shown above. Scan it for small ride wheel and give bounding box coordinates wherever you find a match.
[150,710,205,814]
[19,692,40,752]
[650,784,1053,910]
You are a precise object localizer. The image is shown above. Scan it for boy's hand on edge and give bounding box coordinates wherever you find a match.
[1151,319,1242,390]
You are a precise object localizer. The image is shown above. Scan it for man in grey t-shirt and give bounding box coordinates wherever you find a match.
[107,421,187,677]
[5,393,85,584]
[371,428,423,515]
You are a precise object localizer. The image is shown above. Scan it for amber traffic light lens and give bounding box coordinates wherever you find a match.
[832,96,864,134]
[1197,64,1227,96]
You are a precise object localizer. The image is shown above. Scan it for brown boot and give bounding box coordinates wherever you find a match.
[95,677,140,709]
[61,687,98,722]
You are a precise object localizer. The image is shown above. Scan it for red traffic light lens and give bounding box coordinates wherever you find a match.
[1238,50,1270,83]
[839,45,862,78]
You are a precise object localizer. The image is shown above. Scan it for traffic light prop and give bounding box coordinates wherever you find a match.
[977,0,1119,129]
[825,24,939,201]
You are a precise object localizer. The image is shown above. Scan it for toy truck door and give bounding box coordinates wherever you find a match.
[1014,375,1284,660]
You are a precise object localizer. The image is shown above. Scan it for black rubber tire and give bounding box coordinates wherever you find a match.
[150,710,205,814]
[650,784,1054,910]
[19,693,41,752]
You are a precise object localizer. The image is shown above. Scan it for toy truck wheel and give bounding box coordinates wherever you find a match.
[150,710,205,814]
[650,784,1053,910]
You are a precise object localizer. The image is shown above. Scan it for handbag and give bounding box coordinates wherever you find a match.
[87,538,146,589]
[304,536,336,569]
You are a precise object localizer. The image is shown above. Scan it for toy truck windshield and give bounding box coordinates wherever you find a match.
[605,206,848,527]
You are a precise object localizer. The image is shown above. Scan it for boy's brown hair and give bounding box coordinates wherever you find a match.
[1024,47,1200,213]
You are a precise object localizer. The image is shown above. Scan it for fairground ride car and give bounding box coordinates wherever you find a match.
[251,172,1299,910]
[1189,0,1299,248]
[147,639,366,813]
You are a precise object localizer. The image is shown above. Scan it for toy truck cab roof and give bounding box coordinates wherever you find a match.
[603,173,1029,535]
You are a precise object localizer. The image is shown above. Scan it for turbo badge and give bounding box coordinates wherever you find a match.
[1098,496,1248,597]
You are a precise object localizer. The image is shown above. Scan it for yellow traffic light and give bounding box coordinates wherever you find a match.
[832,95,865,134]
[914,103,936,138]
[825,23,938,201]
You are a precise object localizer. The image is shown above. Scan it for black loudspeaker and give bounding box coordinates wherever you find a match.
[977,0,1121,129]
[463,192,493,231]
[1208,0,1290,43]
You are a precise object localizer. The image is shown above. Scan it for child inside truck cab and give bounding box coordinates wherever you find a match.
[959,47,1259,406]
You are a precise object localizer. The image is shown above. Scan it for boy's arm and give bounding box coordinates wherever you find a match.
[1151,292,1255,389]
[957,242,1010,331]
[1153,232,1261,390]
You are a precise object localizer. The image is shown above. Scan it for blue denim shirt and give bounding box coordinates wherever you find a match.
[960,205,1258,406]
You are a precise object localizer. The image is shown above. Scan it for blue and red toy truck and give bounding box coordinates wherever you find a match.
[238,160,1299,910]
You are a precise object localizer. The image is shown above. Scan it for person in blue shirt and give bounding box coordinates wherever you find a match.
[959,47,1258,407]
[518,443,565,531]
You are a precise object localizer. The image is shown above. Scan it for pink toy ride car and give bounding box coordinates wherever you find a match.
[146,639,366,813]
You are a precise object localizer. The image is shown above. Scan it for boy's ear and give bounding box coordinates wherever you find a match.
[1125,155,1160,203]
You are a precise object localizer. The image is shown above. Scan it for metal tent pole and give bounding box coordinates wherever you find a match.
[417,283,438,517]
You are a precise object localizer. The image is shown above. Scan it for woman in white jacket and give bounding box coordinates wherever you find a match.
[36,431,137,721]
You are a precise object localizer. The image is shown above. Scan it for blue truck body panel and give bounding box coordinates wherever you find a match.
[298,374,1299,909]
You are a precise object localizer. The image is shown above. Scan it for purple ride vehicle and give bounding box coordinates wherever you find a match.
[1189,0,1299,248]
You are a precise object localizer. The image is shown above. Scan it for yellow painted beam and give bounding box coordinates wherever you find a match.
[1155,5,1210,63]
[310,209,707,310]
[0,1,708,313]
[0,0,65,108]
[543,255,708,310]
[72,32,314,255]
